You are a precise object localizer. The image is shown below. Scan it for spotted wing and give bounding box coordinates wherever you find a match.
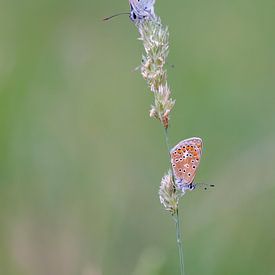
[170,137,203,186]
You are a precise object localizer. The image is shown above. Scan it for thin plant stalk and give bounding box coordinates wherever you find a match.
[174,209,185,275]
[163,128,170,158]
[132,6,186,275]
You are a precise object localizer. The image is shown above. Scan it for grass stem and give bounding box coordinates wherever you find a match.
[175,208,185,275]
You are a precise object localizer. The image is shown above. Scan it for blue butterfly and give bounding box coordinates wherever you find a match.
[129,0,156,21]
[103,0,155,22]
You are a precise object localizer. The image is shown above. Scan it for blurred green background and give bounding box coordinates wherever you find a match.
[1,0,275,274]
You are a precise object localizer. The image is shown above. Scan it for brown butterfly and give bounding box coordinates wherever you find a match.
[170,137,203,191]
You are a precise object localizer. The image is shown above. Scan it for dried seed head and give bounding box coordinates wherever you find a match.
[136,17,175,129]
[159,170,184,215]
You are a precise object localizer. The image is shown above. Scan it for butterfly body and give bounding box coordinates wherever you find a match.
[129,0,156,22]
[170,137,203,191]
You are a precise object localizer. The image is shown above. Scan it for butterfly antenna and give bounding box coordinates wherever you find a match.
[103,12,130,21]
[195,182,215,190]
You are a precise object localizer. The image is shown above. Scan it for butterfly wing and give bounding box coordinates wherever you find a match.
[170,137,203,187]
[129,0,155,21]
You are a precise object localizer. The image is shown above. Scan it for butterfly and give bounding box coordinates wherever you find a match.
[129,0,156,21]
[170,137,203,192]
[103,0,155,22]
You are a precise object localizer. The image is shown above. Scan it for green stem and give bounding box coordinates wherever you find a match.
[163,127,170,155]
[163,127,175,182]
[175,208,185,275]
